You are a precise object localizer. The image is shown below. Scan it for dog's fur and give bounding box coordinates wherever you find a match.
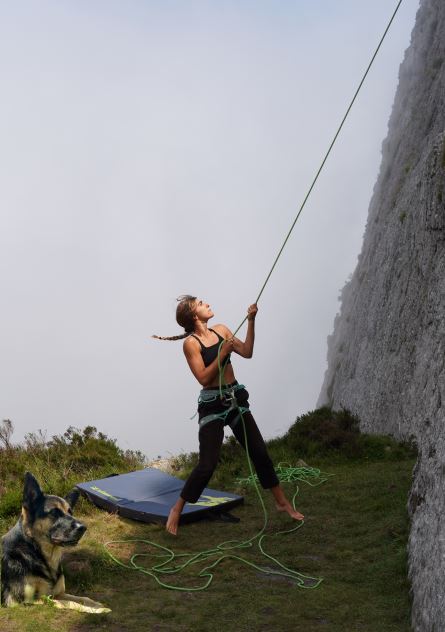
[1,472,109,612]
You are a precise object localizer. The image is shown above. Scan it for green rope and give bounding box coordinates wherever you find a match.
[236,462,334,487]
[106,0,404,592]
[230,0,405,340]
[104,417,326,591]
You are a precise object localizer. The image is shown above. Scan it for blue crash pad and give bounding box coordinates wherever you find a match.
[76,468,243,524]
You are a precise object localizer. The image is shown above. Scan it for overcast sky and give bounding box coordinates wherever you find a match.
[0,0,419,461]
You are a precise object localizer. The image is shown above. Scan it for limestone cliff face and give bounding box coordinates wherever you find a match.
[317,0,445,629]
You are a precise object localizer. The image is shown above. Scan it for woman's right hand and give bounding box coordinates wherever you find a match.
[221,337,234,358]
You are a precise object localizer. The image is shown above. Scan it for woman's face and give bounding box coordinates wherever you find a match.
[194,299,214,322]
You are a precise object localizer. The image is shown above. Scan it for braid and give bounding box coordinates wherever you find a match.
[153,294,198,342]
[152,333,190,341]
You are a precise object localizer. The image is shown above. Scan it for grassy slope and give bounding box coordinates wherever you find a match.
[0,416,415,632]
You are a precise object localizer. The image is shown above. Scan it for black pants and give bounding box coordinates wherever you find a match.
[180,386,279,503]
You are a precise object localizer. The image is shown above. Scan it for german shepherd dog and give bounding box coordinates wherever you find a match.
[1,472,110,613]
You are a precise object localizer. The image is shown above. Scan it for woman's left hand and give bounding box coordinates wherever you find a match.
[247,304,258,321]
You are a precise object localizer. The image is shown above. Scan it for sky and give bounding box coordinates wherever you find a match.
[0,0,420,460]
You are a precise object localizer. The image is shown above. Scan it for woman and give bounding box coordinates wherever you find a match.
[154,295,304,535]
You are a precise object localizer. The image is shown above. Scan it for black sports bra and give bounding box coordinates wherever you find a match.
[190,329,232,368]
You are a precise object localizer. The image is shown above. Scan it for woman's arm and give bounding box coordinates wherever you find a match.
[216,304,258,359]
[183,336,234,387]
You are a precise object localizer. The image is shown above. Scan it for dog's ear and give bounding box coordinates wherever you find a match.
[65,489,80,510]
[23,472,43,511]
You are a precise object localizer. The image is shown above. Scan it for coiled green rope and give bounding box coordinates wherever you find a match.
[236,462,334,487]
[104,418,328,591]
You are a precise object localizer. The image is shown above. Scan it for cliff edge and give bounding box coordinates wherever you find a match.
[317,0,445,629]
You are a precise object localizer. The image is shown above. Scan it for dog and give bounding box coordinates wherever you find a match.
[1,472,110,613]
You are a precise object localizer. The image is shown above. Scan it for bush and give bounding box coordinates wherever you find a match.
[0,425,146,519]
[283,407,417,461]
[283,407,359,456]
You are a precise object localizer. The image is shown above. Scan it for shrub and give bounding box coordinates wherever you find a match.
[0,425,146,519]
[283,407,416,461]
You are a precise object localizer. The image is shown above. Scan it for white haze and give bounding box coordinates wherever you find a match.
[0,0,419,459]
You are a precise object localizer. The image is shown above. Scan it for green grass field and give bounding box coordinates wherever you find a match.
[0,411,416,632]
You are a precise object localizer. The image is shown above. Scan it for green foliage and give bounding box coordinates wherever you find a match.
[167,408,418,498]
[279,407,417,461]
[0,488,23,519]
[168,450,198,476]
[0,426,145,519]
[0,408,417,632]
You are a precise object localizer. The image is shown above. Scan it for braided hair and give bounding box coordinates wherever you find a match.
[152,295,197,341]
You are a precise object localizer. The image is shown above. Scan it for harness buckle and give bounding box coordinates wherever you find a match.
[221,388,237,408]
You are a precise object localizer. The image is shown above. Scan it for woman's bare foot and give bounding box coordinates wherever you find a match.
[270,484,304,520]
[275,500,304,521]
[166,497,186,535]
[166,508,181,535]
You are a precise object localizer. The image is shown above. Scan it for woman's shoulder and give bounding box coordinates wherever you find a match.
[211,323,230,336]
[183,334,199,350]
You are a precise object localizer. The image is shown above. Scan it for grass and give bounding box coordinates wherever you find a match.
[0,410,416,631]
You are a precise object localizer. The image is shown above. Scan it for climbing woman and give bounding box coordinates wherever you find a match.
[153,295,304,535]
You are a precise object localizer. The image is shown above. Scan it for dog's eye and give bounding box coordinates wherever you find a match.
[49,508,63,518]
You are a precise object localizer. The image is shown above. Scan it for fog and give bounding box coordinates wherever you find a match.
[0,0,419,459]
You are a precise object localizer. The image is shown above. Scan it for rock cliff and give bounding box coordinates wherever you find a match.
[317,0,445,629]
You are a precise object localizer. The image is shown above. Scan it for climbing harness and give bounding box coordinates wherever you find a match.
[197,383,249,430]
[107,0,406,592]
